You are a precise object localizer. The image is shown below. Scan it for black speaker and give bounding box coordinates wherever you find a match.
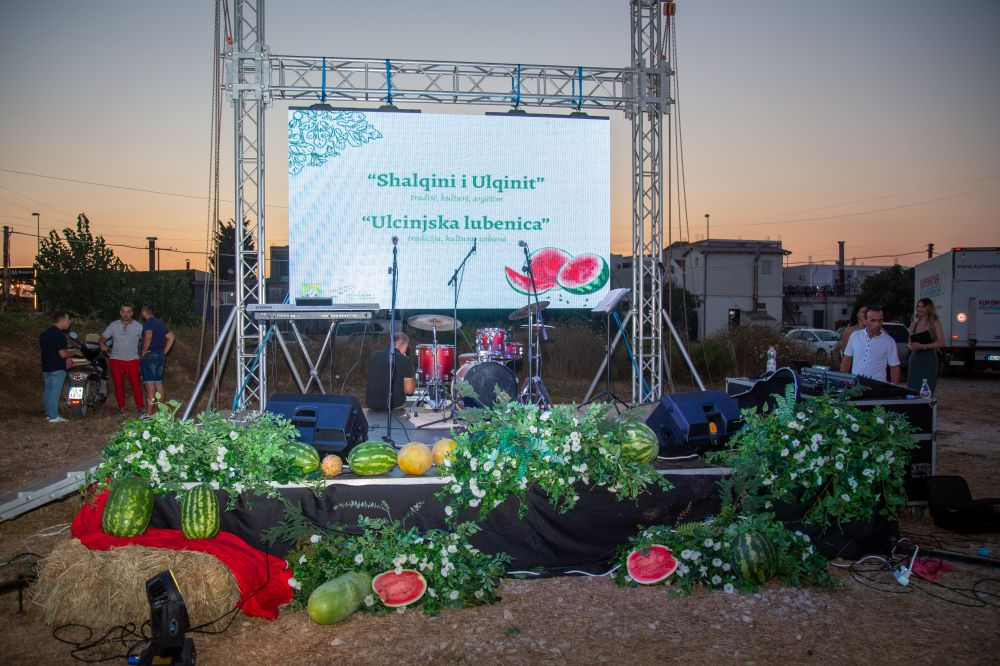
[646,390,743,456]
[266,393,368,455]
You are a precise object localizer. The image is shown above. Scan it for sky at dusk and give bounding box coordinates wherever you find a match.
[1,0,998,273]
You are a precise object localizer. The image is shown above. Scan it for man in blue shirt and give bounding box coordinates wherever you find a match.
[140,304,176,417]
[39,311,81,423]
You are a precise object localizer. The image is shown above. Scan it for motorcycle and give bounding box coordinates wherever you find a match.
[66,332,110,418]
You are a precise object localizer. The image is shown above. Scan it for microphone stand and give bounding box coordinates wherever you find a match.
[383,239,399,445]
[519,243,551,407]
[420,240,476,428]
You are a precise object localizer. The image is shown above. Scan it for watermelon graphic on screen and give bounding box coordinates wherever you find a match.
[557,253,609,295]
[504,247,571,295]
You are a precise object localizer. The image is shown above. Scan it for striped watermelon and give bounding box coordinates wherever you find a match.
[180,483,221,539]
[307,570,373,625]
[731,530,778,585]
[347,441,397,476]
[620,423,660,464]
[101,477,154,537]
[283,441,321,475]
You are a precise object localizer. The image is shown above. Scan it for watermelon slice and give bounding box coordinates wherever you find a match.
[372,569,428,607]
[557,253,609,295]
[626,544,679,584]
[504,247,571,294]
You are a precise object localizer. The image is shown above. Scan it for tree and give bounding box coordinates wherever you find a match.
[855,265,915,323]
[35,213,130,318]
[210,219,255,281]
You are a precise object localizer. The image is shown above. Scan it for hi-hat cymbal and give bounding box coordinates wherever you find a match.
[508,300,550,321]
[407,314,462,331]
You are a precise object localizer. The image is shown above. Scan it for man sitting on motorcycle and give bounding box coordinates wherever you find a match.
[100,304,145,417]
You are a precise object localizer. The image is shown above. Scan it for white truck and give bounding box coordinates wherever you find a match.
[913,247,1000,372]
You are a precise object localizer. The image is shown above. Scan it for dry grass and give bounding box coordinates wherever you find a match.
[31,539,240,632]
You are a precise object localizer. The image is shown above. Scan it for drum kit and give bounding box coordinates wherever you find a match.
[406,301,553,416]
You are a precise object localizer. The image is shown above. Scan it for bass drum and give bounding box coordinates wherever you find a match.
[453,361,518,409]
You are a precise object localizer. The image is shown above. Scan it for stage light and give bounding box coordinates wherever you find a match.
[137,570,195,665]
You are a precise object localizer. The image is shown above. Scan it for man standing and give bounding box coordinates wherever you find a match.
[365,331,416,411]
[100,304,145,416]
[39,311,80,423]
[139,304,176,416]
[840,304,901,384]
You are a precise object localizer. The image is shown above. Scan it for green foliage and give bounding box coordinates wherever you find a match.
[437,397,671,521]
[209,219,255,280]
[665,281,700,340]
[121,270,197,326]
[35,213,129,317]
[277,503,509,616]
[855,265,915,322]
[614,512,835,594]
[88,400,311,507]
[710,391,917,527]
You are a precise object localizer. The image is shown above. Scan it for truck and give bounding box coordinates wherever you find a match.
[913,247,1000,372]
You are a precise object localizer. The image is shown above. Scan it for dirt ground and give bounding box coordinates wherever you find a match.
[1,337,998,663]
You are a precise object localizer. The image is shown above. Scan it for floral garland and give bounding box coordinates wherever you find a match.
[277,504,509,616]
[709,389,917,527]
[436,397,671,521]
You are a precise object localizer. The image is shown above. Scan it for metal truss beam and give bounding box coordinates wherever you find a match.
[226,0,672,410]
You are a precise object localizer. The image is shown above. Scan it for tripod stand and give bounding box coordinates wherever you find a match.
[382,237,400,445]
[516,242,552,408]
[580,288,631,413]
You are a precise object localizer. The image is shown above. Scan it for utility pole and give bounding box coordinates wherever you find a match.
[147,237,157,271]
[32,212,40,256]
[704,213,710,241]
[927,243,934,259]
[2,225,11,312]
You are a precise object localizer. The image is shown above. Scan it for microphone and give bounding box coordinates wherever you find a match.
[472,238,477,253]
[392,236,399,246]
[518,240,527,248]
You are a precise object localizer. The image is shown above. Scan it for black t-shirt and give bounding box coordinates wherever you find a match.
[365,348,414,410]
[40,326,68,373]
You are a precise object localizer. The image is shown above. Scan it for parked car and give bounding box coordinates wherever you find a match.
[785,328,840,358]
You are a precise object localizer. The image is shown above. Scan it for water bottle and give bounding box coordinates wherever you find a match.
[919,378,932,399]
[766,345,777,373]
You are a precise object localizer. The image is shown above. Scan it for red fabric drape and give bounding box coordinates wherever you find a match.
[71,491,293,620]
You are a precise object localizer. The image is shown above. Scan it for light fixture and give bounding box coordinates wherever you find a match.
[137,570,195,665]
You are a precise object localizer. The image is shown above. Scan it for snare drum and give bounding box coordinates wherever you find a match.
[415,344,455,384]
[475,327,507,356]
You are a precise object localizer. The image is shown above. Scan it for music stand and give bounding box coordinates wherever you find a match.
[580,288,631,413]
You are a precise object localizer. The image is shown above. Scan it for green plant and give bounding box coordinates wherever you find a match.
[437,396,671,521]
[274,503,509,616]
[710,389,917,527]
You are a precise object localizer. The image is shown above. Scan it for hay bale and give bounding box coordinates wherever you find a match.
[31,538,241,631]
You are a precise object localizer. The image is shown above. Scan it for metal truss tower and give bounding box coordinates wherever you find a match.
[225,0,673,410]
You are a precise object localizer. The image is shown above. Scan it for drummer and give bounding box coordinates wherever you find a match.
[365,332,416,411]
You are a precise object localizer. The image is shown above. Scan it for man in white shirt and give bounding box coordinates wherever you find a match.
[840,304,901,384]
[100,304,145,416]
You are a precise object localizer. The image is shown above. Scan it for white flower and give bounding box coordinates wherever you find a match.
[470,458,478,471]
[723,583,735,594]
[680,549,693,560]
[528,425,538,434]
[394,565,403,575]
[712,558,723,568]
[796,412,806,420]
[835,461,844,470]
[722,562,732,571]
[787,421,802,431]
[444,506,454,517]
[714,542,722,551]
[449,590,459,600]
[540,411,551,421]
[287,577,301,590]
[469,499,480,508]
[298,554,307,565]
[810,443,819,452]
[451,483,462,494]
[699,566,709,576]
[216,446,228,458]
[841,493,850,502]
[440,567,449,578]
[167,444,178,455]
[851,423,861,432]
[142,430,151,440]
[811,433,823,444]
[427,588,436,598]
[862,450,870,460]
[354,553,364,565]
[409,554,419,564]
[711,575,723,585]
[310,534,322,543]
[447,544,458,554]
[876,417,885,425]
[364,595,375,607]
[780,448,789,457]
[703,538,714,548]
[571,442,582,453]
[474,589,484,599]
[210,462,219,471]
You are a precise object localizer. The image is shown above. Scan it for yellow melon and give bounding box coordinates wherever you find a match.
[432,438,458,468]
[397,442,433,476]
[321,454,344,478]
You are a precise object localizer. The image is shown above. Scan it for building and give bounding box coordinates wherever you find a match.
[782,263,892,329]
[672,239,788,339]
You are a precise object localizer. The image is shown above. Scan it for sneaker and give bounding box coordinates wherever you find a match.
[140,414,152,420]
[48,416,69,423]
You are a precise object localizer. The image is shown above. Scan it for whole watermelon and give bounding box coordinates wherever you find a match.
[347,441,397,476]
[307,570,373,625]
[180,483,221,539]
[101,477,154,537]
[620,423,660,464]
[283,441,321,475]
[731,529,778,585]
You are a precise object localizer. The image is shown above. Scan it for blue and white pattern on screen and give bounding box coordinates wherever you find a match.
[287,110,383,175]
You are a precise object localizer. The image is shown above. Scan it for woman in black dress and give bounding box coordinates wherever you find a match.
[907,298,945,392]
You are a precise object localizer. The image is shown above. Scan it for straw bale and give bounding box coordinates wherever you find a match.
[31,538,240,632]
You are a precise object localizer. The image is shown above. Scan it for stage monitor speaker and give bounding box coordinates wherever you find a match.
[266,393,368,456]
[646,390,743,457]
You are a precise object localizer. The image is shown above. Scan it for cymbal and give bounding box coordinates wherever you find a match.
[407,314,462,331]
[520,323,556,330]
[508,300,550,321]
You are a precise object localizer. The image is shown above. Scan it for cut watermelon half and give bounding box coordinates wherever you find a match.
[557,253,609,295]
[504,247,571,294]
[626,544,679,584]
[372,569,428,607]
